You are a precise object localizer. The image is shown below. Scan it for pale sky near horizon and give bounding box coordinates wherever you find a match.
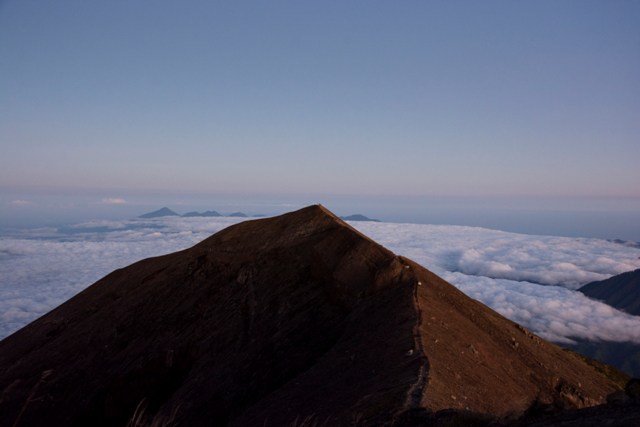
[1,1,639,216]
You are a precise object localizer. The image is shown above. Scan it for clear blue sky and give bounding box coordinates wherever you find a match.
[1,1,639,232]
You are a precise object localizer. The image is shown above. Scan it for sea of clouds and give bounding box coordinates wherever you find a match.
[1,216,640,344]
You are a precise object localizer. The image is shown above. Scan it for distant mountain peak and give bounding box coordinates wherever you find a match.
[340,213,380,222]
[139,207,255,219]
[138,207,179,218]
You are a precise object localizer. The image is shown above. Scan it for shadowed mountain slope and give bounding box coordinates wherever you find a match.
[571,269,640,378]
[0,206,627,426]
[579,268,640,316]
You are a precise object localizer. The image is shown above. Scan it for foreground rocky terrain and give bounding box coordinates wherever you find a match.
[0,205,634,426]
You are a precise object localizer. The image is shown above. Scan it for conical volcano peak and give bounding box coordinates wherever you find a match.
[189,205,400,311]
[194,204,392,259]
[0,206,627,427]
[307,203,341,219]
[298,202,335,215]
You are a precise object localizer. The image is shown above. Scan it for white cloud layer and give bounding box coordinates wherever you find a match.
[351,222,640,289]
[441,272,640,344]
[1,217,640,344]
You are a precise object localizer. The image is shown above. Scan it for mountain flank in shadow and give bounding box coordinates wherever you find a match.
[579,268,640,316]
[0,205,632,426]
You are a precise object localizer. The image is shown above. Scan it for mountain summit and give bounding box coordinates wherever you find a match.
[0,205,626,426]
[138,207,179,218]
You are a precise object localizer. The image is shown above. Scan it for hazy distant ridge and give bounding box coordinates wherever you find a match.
[139,207,377,221]
[138,207,179,218]
[340,214,380,222]
[139,207,240,218]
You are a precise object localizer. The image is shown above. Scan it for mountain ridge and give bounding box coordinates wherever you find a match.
[138,207,380,221]
[340,214,380,222]
[181,210,221,217]
[579,268,640,316]
[138,207,179,218]
[0,205,628,426]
